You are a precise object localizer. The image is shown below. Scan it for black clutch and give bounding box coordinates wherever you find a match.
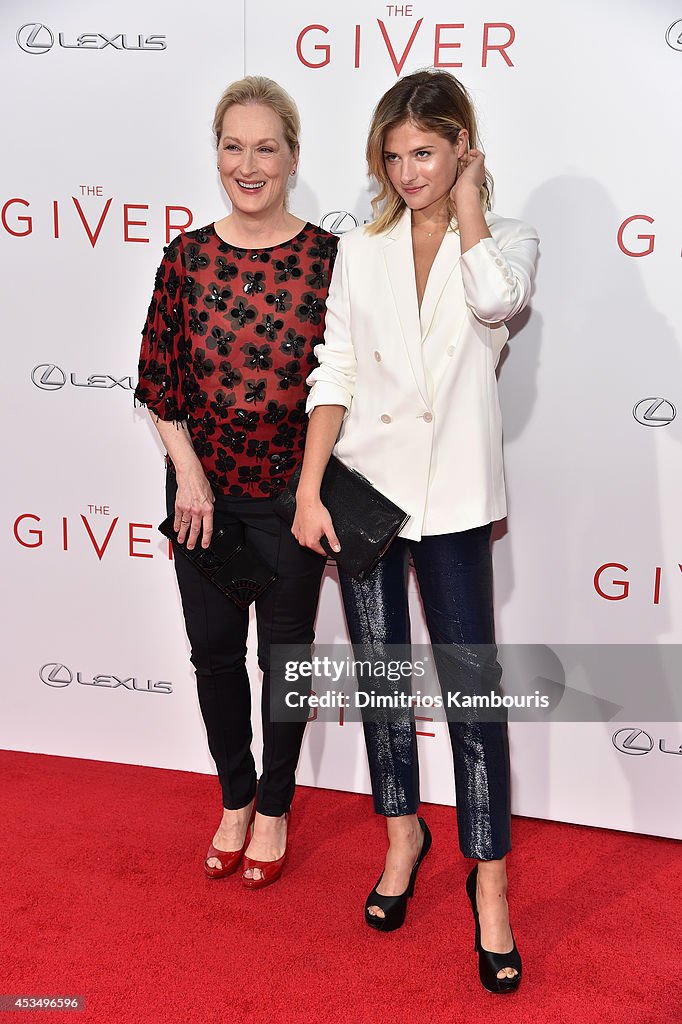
[273,455,410,582]
[158,515,277,609]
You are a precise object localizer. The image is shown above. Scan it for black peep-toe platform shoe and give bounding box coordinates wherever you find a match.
[466,864,522,993]
[364,817,432,933]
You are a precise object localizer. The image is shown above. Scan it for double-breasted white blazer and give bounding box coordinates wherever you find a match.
[306,207,539,540]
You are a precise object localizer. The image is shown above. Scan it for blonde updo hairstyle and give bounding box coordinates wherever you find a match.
[366,69,493,235]
[212,75,301,152]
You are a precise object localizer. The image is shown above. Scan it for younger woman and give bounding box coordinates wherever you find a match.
[293,70,538,991]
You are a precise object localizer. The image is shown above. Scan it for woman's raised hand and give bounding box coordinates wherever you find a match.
[292,495,341,556]
[174,465,215,550]
[450,147,486,205]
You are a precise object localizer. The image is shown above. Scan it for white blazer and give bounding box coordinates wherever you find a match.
[306,207,539,540]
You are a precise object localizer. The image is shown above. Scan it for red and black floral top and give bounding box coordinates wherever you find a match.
[135,222,337,497]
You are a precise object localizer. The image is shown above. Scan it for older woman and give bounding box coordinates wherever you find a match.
[135,76,337,888]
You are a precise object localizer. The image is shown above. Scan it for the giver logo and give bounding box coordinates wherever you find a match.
[594,563,682,605]
[1,196,193,247]
[295,20,516,73]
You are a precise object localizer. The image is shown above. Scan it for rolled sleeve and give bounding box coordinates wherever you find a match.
[460,225,539,324]
[305,235,357,416]
[305,374,353,413]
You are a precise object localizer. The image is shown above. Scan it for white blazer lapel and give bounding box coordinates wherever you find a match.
[419,226,464,342]
[382,209,430,406]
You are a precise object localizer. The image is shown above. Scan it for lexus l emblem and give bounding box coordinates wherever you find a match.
[16,23,54,54]
[319,211,358,235]
[31,364,67,390]
[612,728,654,755]
[632,398,676,427]
[39,663,73,687]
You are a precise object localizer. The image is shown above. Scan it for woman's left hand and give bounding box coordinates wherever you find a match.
[450,148,486,207]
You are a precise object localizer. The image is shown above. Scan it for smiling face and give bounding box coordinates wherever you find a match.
[217,102,298,218]
[383,120,467,217]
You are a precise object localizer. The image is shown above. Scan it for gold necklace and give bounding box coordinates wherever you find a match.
[414,219,447,239]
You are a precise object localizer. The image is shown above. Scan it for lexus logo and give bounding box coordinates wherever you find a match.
[38,664,173,694]
[31,365,135,391]
[612,728,654,755]
[32,364,66,390]
[16,23,54,53]
[632,398,676,427]
[319,211,359,235]
[666,19,682,50]
[39,663,73,687]
[16,25,166,53]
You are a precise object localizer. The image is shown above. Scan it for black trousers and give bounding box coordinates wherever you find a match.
[166,468,326,817]
[339,524,512,861]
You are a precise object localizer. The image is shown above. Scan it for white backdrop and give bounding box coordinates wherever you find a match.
[2,0,681,840]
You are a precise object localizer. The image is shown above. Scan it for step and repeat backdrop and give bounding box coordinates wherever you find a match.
[2,0,681,839]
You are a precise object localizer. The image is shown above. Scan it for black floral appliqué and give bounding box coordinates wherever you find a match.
[229,299,258,330]
[245,379,267,404]
[207,326,236,356]
[255,314,283,343]
[297,293,324,325]
[276,361,302,390]
[218,360,242,390]
[265,289,292,313]
[241,343,272,372]
[242,270,266,295]
[281,329,306,359]
[204,283,232,312]
[274,254,302,282]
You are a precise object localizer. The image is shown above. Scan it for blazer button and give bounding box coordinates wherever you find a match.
[422,412,433,423]
[374,351,382,362]
[447,345,455,356]
[380,414,392,424]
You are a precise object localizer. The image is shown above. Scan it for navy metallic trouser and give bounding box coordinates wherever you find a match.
[339,524,512,861]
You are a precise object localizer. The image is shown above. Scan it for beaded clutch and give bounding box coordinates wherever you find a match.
[274,455,409,582]
[158,515,276,609]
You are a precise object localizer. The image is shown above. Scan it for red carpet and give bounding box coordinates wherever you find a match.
[1,749,679,1024]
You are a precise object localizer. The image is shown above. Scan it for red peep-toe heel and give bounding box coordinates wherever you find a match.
[204,800,256,880]
[241,810,290,890]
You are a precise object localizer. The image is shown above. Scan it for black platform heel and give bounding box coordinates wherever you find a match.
[465,864,522,993]
[364,817,432,932]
